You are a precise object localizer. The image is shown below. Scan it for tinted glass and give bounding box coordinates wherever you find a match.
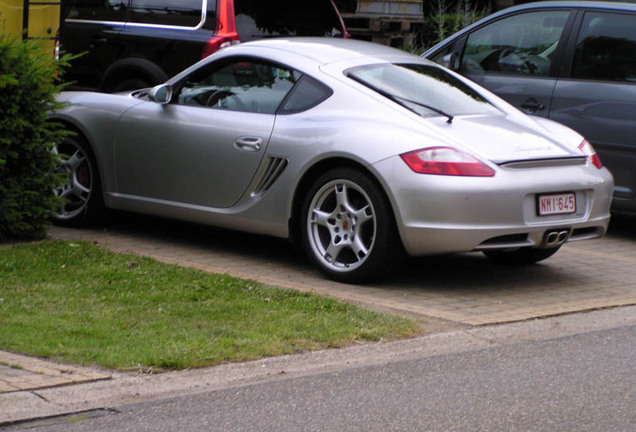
[347,64,499,118]
[129,0,204,27]
[280,75,333,113]
[572,12,636,83]
[65,0,127,21]
[176,58,300,114]
[234,0,344,41]
[461,11,569,77]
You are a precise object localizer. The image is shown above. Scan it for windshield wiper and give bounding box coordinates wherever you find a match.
[346,74,455,123]
[388,94,454,124]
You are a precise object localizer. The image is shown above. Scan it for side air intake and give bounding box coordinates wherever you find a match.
[251,157,288,197]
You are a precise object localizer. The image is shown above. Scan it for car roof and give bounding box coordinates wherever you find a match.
[225,37,417,65]
[493,1,636,14]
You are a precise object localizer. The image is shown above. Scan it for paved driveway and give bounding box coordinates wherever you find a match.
[48,214,636,327]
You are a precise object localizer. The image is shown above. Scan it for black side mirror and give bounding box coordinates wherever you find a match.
[441,52,460,71]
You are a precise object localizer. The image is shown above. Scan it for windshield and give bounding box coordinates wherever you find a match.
[346,63,500,118]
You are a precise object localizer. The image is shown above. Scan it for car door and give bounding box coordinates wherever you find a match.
[449,9,576,117]
[551,10,636,208]
[115,57,299,209]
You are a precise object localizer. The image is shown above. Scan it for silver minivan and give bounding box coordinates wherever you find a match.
[423,1,636,215]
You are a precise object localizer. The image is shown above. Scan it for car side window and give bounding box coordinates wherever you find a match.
[66,0,127,21]
[460,10,570,77]
[279,75,333,114]
[572,12,636,83]
[176,58,301,114]
[129,0,204,27]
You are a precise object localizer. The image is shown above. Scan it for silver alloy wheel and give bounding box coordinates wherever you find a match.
[53,140,93,220]
[306,179,377,273]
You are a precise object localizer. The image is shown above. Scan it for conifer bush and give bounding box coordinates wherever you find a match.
[0,36,69,242]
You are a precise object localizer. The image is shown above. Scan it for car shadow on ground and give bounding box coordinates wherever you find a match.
[89,210,636,294]
[606,213,636,239]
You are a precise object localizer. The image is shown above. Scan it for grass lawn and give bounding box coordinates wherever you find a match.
[0,240,421,371]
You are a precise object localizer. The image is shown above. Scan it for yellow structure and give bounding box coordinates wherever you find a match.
[0,0,60,54]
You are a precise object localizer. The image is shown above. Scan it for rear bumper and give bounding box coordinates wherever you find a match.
[373,157,614,256]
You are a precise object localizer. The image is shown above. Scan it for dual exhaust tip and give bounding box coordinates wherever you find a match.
[544,229,571,248]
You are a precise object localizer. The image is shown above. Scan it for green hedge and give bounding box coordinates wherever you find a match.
[0,36,69,242]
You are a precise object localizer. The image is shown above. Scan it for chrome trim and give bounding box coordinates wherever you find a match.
[65,0,208,31]
[500,157,587,169]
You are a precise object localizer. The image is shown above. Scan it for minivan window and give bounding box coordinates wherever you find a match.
[66,0,127,21]
[129,0,204,27]
[234,0,344,41]
[461,10,570,77]
[572,12,636,83]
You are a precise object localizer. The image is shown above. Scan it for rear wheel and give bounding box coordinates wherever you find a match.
[301,168,403,283]
[52,135,103,226]
[483,246,561,265]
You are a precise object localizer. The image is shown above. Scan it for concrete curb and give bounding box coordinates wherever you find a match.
[2,305,635,426]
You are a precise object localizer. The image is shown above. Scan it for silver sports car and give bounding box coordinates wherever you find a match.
[51,38,614,283]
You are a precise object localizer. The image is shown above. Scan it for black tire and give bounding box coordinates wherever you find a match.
[110,77,153,93]
[483,246,561,265]
[301,168,404,283]
[52,134,104,226]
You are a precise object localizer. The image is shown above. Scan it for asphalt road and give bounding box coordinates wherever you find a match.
[15,313,635,432]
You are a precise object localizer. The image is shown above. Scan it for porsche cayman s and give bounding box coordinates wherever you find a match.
[50,38,613,283]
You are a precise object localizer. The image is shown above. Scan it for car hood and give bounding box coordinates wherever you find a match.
[429,113,579,164]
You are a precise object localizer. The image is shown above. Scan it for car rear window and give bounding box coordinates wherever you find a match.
[129,0,205,27]
[234,0,345,41]
[347,63,500,118]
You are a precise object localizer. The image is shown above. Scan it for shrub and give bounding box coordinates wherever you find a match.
[0,35,69,242]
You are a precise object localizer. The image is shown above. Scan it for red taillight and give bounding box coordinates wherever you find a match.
[401,147,495,177]
[201,35,240,59]
[578,139,603,169]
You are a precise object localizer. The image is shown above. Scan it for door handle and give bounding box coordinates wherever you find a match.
[234,137,262,152]
[520,98,546,114]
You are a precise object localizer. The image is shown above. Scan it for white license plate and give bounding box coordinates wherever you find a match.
[538,193,576,216]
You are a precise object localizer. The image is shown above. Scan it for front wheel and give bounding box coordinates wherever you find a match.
[52,135,104,226]
[483,246,561,265]
[301,168,403,283]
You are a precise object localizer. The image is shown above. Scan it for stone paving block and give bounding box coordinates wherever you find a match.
[21,222,636,336]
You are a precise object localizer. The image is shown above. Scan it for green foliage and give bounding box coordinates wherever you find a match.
[0,35,70,242]
[406,0,489,52]
[0,240,421,370]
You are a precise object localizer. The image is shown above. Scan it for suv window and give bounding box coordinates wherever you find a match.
[461,10,569,77]
[176,58,300,114]
[129,0,204,27]
[234,0,344,41]
[66,0,127,21]
[572,12,636,83]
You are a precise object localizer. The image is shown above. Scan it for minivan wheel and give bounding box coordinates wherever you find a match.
[52,135,104,226]
[111,77,153,93]
[301,168,403,283]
